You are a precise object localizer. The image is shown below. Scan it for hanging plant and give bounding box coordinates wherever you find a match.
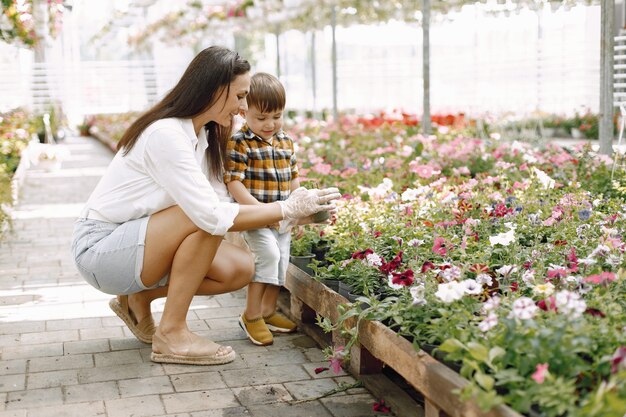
[0,0,64,48]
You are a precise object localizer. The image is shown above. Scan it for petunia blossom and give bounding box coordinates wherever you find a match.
[531,363,549,384]
[435,281,465,303]
[511,297,538,320]
[478,312,498,332]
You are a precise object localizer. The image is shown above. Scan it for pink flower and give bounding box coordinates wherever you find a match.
[432,237,447,256]
[312,163,332,175]
[409,162,440,178]
[531,363,549,384]
[584,272,616,285]
[329,346,345,374]
[372,399,391,413]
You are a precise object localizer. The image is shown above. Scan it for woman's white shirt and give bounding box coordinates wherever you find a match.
[81,118,239,235]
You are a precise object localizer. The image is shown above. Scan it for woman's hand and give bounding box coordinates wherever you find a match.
[278,187,341,220]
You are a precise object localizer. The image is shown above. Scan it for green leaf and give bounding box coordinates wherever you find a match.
[474,372,495,391]
[488,346,505,364]
[438,338,466,353]
[467,342,489,363]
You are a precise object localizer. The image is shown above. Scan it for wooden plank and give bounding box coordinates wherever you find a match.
[285,266,524,417]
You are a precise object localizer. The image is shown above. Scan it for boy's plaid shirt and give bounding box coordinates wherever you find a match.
[223,124,299,203]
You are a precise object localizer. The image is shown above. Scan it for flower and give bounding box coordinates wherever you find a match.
[462,279,482,295]
[478,312,498,332]
[554,290,586,319]
[511,297,538,320]
[372,399,391,413]
[489,228,516,246]
[532,282,555,296]
[314,367,328,374]
[531,363,549,384]
[533,167,555,189]
[410,284,426,306]
[476,273,493,286]
[432,237,448,256]
[329,346,346,374]
[435,281,465,303]
[584,271,616,285]
[482,295,501,312]
[390,269,414,287]
[611,346,626,374]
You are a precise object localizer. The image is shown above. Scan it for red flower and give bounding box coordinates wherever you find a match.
[493,203,512,217]
[469,264,489,274]
[611,346,626,373]
[380,251,403,275]
[351,249,374,260]
[373,399,391,413]
[421,261,436,273]
[314,367,328,374]
[391,269,414,287]
[584,308,606,318]
[510,282,519,292]
[373,231,382,238]
[537,296,557,312]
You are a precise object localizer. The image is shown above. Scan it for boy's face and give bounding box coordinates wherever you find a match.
[245,106,284,141]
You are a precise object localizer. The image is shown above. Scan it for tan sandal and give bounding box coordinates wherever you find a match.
[150,331,236,365]
[109,296,155,344]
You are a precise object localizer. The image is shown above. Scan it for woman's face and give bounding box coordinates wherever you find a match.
[211,73,251,127]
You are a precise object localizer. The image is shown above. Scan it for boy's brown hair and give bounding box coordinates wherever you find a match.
[247,72,285,113]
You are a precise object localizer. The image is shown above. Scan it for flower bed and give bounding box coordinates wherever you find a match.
[0,109,35,238]
[288,118,626,416]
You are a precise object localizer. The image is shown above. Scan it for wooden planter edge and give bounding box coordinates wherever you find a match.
[285,264,523,417]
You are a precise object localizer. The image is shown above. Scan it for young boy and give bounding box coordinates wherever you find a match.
[224,72,299,346]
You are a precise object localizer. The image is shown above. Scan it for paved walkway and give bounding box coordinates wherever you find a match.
[0,135,386,417]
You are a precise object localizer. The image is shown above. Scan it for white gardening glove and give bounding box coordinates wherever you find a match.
[278,218,299,234]
[277,187,341,220]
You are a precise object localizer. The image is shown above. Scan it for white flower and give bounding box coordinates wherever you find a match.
[532,167,555,189]
[522,269,536,285]
[410,284,426,306]
[578,256,597,266]
[387,274,404,290]
[434,281,465,303]
[511,297,538,320]
[482,295,501,312]
[497,265,518,277]
[489,228,516,246]
[401,188,420,201]
[407,238,424,247]
[478,312,499,332]
[555,290,586,319]
[607,254,622,267]
[591,244,611,259]
[532,282,555,296]
[462,279,482,295]
[476,273,493,286]
[440,266,462,282]
[365,253,383,267]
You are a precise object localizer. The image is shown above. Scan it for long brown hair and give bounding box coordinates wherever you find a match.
[117,46,250,177]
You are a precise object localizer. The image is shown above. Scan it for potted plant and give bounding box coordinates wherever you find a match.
[289,226,319,274]
[77,116,94,136]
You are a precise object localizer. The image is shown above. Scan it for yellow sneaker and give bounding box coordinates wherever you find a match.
[239,314,273,346]
[263,312,297,333]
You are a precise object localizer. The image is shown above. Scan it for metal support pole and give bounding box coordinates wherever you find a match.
[331,5,338,122]
[275,25,281,78]
[599,0,615,155]
[422,0,431,134]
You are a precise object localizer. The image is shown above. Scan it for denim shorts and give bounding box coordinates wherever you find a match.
[242,228,291,286]
[71,217,168,295]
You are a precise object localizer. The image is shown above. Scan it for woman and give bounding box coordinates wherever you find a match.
[71,46,339,366]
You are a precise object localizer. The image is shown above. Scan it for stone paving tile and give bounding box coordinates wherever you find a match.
[5,387,63,410]
[0,392,5,411]
[78,362,164,384]
[194,306,243,320]
[0,343,63,361]
[0,322,45,335]
[0,410,27,417]
[221,364,311,388]
[240,349,307,367]
[79,326,124,341]
[93,349,143,367]
[28,353,93,373]
[283,378,345,401]
[46,317,102,331]
[0,374,25,392]
[63,339,110,355]
[170,371,227,392]
[319,393,380,417]
[108,337,147,352]
[265,333,318,351]
[64,381,119,403]
[105,394,165,417]
[231,383,293,405]
[26,369,78,389]
[161,389,239,414]
[334,376,369,395]
[118,376,174,398]
[23,401,105,417]
[19,329,79,345]
[0,360,25,376]
[302,361,348,379]
[0,335,21,348]
[189,408,249,417]
[246,401,333,417]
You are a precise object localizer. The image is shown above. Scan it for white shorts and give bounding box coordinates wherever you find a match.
[242,228,291,286]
